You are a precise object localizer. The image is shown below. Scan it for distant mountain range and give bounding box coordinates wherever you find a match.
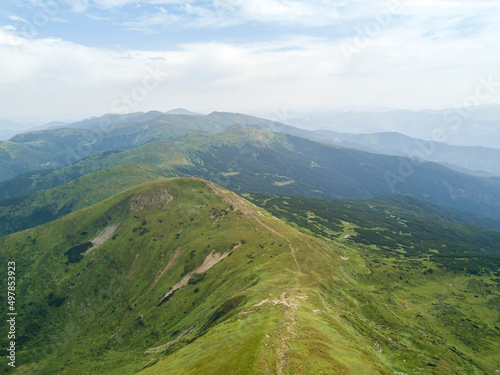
[310,130,500,177]
[282,104,500,149]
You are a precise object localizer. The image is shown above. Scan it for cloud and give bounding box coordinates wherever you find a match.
[115,0,343,33]
[94,0,191,8]
[70,0,193,11]
[65,0,90,12]
[1,1,500,117]
[49,17,69,23]
[8,16,27,23]
[0,28,346,116]
[86,14,112,21]
[207,0,341,27]
[121,7,185,33]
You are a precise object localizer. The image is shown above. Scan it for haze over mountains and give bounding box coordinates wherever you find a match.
[0,108,499,374]
[271,105,500,149]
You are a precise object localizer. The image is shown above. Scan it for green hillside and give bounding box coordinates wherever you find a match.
[0,112,215,183]
[0,163,168,237]
[0,111,279,183]
[0,140,187,199]
[3,125,500,225]
[245,193,500,273]
[0,178,498,374]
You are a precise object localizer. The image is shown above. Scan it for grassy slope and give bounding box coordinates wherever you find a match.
[246,193,500,373]
[3,125,500,225]
[0,162,168,237]
[0,111,279,183]
[0,113,215,183]
[1,178,364,374]
[0,178,498,374]
[0,140,187,199]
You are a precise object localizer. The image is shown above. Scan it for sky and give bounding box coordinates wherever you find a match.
[1,0,500,121]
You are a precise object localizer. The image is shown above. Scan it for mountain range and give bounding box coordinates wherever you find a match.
[0,109,499,374]
[2,120,500,226]
[282,105,500,149]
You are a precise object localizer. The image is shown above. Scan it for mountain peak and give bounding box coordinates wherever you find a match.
[223,123,255,135]
[165,108,202,116]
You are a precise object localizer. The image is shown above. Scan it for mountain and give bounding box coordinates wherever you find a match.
[285,106,500,149]
[165,108,204,116]
[2,125,500,224]
[0,111,285,183]
[0,141,186,198]
[0,112,207,182]
[3,158,499,240]
[0,178,498,374]
[43,121,69,129]
[313,130,500,177]
[0,163,168,237]
[6,108,500,192]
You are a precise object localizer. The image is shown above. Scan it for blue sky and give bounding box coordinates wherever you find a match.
[1,0,500,120]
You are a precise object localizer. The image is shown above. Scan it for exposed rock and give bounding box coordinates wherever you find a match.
[130,187,173,212]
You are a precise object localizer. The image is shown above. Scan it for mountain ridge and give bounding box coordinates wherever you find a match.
[1,177,498,374]
[2,126,500,225]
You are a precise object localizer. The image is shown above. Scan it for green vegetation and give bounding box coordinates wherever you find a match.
[0,178,498,374]
[0,113,499,374]
[0,162,167,237]
[3,125,500,225]
[0,111,280,183]
[245,193,500,258]
[64,241,92,264]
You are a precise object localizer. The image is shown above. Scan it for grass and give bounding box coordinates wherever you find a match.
[4,125,500,227]
[0,178,498,374]
[0,162,168,237]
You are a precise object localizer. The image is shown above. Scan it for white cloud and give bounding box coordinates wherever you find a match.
[8,16,26,23]
[81,0,193,10]
[121,7,185,33]
[70,0,186,12]
[86,14,112,21]
[1,1,500,117]
[115,0,343,33]
[209,0,341,26]
[0,29,346,116]
[65,0,90,12]
[49,17,69,23]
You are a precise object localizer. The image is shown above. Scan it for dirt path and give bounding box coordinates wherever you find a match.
[255,290,304,375]
[253,217,302,275]
[240,198,304,373]
[276,290,302,375]
[144,326,194,354]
